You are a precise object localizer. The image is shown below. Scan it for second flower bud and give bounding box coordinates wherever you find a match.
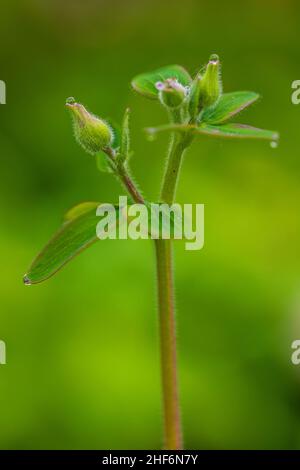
[155,79,187,109]
[66,97,113,155]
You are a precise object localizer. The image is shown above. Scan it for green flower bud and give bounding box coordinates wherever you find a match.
[198,54,222,109]
[65,97,113,155]
[155,79,187,109]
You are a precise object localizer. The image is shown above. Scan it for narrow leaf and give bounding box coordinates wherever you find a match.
[132,65,191,100]
[195,123,279,141]
[145,123,195,136]
[188,74,202,120]
[201,91,260,124]
[120,108,130,162]
[24,203,120,285]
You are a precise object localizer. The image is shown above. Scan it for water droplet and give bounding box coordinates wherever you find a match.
[209,53,219,64]
[270,141,278,148]
[23,275,32,286]
[145,127,157,141]
[66,96,76,105]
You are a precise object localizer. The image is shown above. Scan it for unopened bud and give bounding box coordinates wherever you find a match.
[198,54,222,109]
[155,79,186,109]
[66,97,113,155]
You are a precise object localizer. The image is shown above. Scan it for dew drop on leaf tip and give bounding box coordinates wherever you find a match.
[23,275,32,286]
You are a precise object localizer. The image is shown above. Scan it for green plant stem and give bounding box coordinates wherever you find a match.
[155,130,187,450]
[114,115,189,450]
[160,108,188,204]
[160,137,187,204]
[155,237,182,450]
[104,147,145,205]
[118,164,145,204]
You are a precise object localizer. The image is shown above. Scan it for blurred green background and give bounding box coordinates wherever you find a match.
[0,0,300,450]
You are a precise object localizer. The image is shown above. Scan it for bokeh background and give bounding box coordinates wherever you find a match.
[0,0,300,450]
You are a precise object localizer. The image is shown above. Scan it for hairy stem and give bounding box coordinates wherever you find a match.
[160,136,187,204]
[113,117,189,449]
[104,147,145,205]
[155,134,187,450]
[118,164,144,204]
[155,237,183,449]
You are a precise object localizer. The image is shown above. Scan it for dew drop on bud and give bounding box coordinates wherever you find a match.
[209,54,219,64]
[270,141,278,148]
[66,96,76,105]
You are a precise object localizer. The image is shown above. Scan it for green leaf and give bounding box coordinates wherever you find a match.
[131,65,191,100]
[24,198,194,285]
[24,203,120,285]
[145,123,194,136]
[188,74,202,120]
[194,123,279,141]
[144,121,279,142]
[201,91,260,124]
